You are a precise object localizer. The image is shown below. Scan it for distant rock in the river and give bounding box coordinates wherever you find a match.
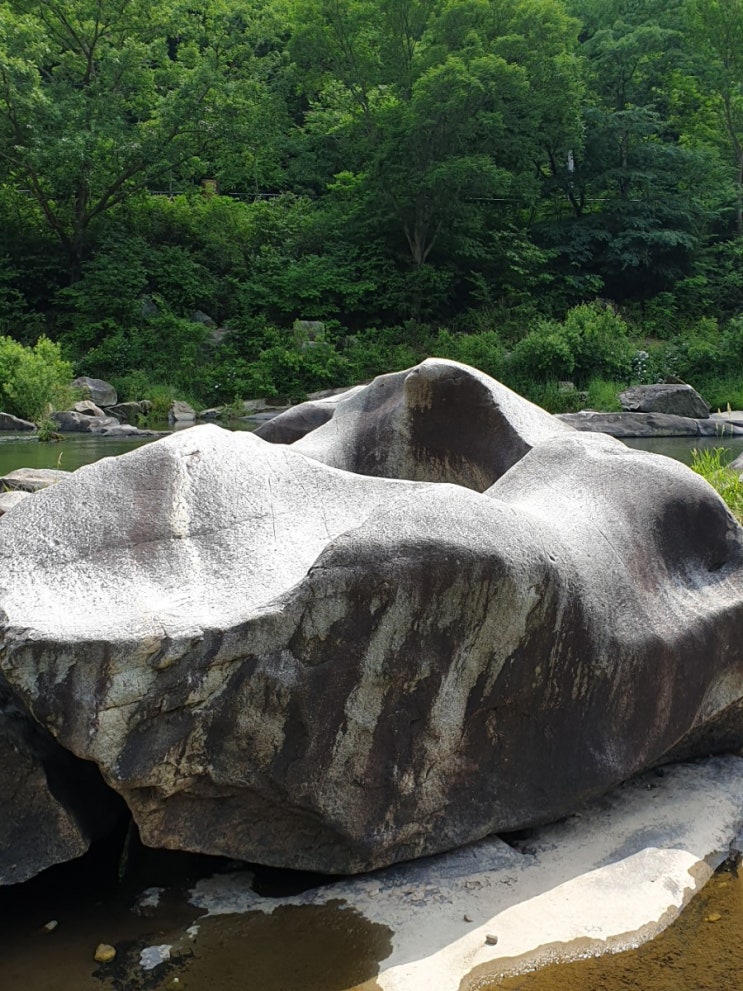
[71,376,118,408]
[51,410,147,436]
[557,411,743,437]
[1,360,743,878]
[0,412,36,432]
[619,383,710,419]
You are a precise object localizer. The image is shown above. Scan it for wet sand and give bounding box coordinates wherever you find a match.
[483,866,743,991]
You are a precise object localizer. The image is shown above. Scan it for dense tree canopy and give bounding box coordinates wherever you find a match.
[1,0,743,408]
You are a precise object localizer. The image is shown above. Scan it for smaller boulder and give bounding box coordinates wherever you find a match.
[169,400,196,424]
[107,401,152,425]
[51,411,121,433]
[0,467,70,492]
[72,400,107,417]
[72,376,118,407]
[0,413,36,432]
[619,383,710,419]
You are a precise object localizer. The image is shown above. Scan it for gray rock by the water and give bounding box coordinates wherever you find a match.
[0,490,31,516]
[557,411,743,437]
[72,376,118,408]
[51,410,122,433]
[0,467,70,492]
[255,386,365,444]
[2,362,743,877]
[619,383,710,419]
[107,401,153,425]
[72,400,107,417]
[0,412,36,432]
[169,401,196,423]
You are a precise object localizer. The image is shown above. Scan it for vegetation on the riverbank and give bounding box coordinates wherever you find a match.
[1,0,743,411]
[690,448,743,524]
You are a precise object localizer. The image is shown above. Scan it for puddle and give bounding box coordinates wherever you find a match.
[0,835,391,991]
[480,866,743,991]
[146,904,390,991]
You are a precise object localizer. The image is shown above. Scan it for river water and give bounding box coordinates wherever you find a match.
[2,427,743,477]
[2,425,743,991]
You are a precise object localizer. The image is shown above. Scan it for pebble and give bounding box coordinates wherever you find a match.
[463,914,473,923]
[42,920,58,933]
[705,913,722,923]
[485,933,499,945]
[94,943,117,963]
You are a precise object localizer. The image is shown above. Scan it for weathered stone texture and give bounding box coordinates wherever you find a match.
[1,360,743,877]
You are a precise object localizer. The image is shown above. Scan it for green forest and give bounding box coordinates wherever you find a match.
[2,0,743,419]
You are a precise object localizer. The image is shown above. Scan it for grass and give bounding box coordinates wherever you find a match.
[690,447,743,524]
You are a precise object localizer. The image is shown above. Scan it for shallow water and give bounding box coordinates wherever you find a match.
[624,434,743,465]
[0,838,391,991]
[0,434,155,476]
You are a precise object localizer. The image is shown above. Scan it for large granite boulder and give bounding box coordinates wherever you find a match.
[255,386,365,444]
[2,360,743,878]
[619,383,710,419]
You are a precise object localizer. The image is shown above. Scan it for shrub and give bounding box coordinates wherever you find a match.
[511,302,635,387]
[0,335,76,422]
[429,329,504,379]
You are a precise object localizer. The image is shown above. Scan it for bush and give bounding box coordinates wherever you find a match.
[429,329,504,379]
[510,302,635,387]
[0,335,76,422]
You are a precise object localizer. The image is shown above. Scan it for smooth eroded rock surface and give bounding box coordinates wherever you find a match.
[290,359,570,489]
[2,360,743,876]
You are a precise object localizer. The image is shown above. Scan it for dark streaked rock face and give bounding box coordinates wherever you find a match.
[1,360,743,877]
[0,676,123,884]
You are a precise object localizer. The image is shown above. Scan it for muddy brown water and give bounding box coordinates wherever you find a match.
[0,837,392,991]
[478,867,743,991]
